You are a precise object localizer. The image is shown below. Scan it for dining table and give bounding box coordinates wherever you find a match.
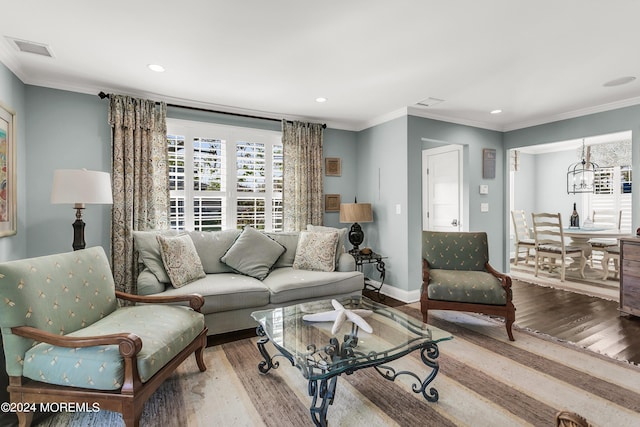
[562,227,631,278]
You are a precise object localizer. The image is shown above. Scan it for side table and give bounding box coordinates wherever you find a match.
[350,249,387,300]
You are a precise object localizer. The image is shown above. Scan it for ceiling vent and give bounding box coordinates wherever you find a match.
[416,97,444,108]
[6,37,54,57]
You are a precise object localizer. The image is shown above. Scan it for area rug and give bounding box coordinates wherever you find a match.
[34,307,640,427]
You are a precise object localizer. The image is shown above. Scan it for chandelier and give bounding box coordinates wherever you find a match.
[567,139,599,194]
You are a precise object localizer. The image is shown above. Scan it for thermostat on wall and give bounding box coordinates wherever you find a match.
[479,184,489,194]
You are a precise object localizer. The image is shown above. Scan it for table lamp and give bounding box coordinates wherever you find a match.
[339,199,373,253]
[51,169,113,250]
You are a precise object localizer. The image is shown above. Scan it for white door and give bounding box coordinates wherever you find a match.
[423,145,463,231]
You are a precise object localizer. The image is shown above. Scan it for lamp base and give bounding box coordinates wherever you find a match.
[348,222,364,252]
[72,207,86,251]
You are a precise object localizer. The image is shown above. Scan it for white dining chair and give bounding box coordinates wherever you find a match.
[590,209,622,267]
[511,210,536,265]
[531,212,586,281]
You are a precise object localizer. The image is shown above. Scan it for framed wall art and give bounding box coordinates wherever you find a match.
[325,157,341,176]
[482,148,496,179]
[325,194,341,212]
[0,102,16,237]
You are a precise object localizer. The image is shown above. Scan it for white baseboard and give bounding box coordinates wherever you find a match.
[367,280,421,303]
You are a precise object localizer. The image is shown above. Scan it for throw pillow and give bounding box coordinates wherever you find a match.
[157,234,206,288]
[188,229,241,273]
[221,226,286,280]
[293,231,339,272]
[265,231,300,268]
[132,230,179,283]
[306,225,348,266]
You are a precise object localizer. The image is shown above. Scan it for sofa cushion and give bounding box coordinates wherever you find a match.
[137,267,167,295]
[293,231,339,272]
[188,229,241,274]
[159,273,270,314]
[265,232,299,268]
[157,234,206,288]
[132,230,178,283]
[22,305,204,391]
[263,267,363,304]
[427,269,507,305]
[221,226,285,280]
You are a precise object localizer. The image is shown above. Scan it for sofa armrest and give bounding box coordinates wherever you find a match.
[337,252,356,272]
[11,325,142,356]
[116,291,205,312]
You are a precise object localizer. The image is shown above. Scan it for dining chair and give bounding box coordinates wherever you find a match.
[511,210,536,265]
[531,212,586,281]
[590,209,622,267]
[601,244,620,280]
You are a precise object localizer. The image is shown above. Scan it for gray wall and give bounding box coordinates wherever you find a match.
[0,62,26,261]
[356,117,409,291]
[25,86,111,257]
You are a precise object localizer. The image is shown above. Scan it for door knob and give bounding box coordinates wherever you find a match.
[451,219,458,226]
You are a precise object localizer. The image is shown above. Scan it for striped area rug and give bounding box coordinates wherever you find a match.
[36,306,640,427]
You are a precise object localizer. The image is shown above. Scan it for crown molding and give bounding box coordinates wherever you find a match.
[502,96,640,132]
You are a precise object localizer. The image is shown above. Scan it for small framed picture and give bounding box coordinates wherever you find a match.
[482,148,496,179]
[325,157,341,176]
[325,194,341,212]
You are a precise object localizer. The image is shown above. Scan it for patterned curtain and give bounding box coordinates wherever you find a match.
[282,120,324,231]
[108,95,169,293]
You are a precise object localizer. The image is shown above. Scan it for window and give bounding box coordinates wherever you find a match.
[586,165,632,231]
[167,119,283,231]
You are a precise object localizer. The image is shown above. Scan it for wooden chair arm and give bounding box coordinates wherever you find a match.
[116,291,205,312]
[11,325,143,357]
[421,259,431,292]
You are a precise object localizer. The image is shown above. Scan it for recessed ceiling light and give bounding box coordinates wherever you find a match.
[490,109,503,114]
[315,97,327,103]
[148,64,165,73]
[603,76,636,87]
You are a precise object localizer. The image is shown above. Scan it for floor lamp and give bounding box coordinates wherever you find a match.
[51,169,113,251]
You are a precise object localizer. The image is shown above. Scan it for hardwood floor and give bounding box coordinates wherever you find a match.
[366,282,640,365]
[511,280,640,364]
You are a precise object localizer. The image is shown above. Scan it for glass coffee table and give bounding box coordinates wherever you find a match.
[251,296,452,427]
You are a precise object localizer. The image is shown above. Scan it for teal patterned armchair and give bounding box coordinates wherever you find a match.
[0,247,208,427]
[421,231,516,341]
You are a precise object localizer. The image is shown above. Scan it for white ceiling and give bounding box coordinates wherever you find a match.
[2,1,640,132]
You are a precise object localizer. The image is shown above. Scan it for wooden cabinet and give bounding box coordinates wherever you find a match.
[620,237,640,316]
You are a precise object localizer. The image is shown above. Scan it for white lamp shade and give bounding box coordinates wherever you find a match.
[51,169,113,206]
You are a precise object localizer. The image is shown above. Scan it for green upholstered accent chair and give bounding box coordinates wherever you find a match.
[421,231,516,341]
[0,247,208,427]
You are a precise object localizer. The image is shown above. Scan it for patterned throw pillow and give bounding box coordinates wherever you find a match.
[157,234,206,288]
[220,226,286,280]
[293,231,339,272]
[306,225,348,267]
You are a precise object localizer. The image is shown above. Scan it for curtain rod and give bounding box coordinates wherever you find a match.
[97,92,326,128]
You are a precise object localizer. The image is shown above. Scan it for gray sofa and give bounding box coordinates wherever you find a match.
[133,226,364,335]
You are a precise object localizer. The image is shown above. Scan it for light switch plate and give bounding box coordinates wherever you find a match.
[479,184,489,194]
[481,203,489,212]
